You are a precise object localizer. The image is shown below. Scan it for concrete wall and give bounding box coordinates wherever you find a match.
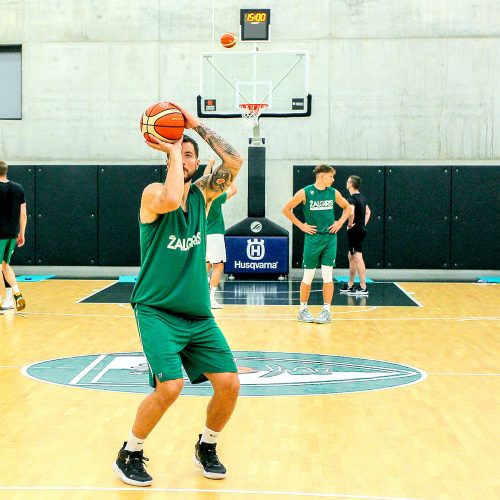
[1,0,499,234]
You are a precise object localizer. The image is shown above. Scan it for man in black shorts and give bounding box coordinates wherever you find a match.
[340,175,371,295]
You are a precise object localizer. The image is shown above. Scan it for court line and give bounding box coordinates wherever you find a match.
[14,311,500,322]
[393,283,423,307]
[218,308,379,315]
[69,355,107,385]
[0,486,426,499]
[428,372,500,376]
[76,281,118,303]
[219,315,500,322]
[85,303,418,309]
[457,317,500,322]
[19,311,132,318]
[6,363,497,377]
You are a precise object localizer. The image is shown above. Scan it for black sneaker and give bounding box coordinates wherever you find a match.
[194,434,227,479]
[340,283,354,294]
[113,442,153,487]
[14,293,26,311]
[348,286,369,295]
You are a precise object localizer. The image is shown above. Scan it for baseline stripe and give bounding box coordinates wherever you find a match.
[0,486,425,499]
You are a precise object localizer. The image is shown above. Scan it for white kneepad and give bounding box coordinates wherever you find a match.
[301,268,316,285]
[321,265,333,283]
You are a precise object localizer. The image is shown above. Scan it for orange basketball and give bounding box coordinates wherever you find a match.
[140,102,185,143]
[220,32,237,49]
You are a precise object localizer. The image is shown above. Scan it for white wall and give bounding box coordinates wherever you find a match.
[1,0,499,232]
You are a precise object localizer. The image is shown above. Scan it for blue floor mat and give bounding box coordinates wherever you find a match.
[335,276,374,283]
[119,276,137,283]
[16,275,55,282]
[477,276,500,283]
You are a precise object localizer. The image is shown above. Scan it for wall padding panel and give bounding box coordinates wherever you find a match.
[35,165,97,265]
[451,166,500,269]
[385,166,451,269]
[332,166,385,269]
[98,165,161,266]
[8,165,36,265]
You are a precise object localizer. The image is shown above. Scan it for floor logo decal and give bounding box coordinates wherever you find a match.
[23,351,426,396]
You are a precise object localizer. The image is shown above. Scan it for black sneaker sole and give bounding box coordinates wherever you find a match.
[193,456,227,479]
[15,297,26,311]
[339,289,352,294]
[112,463,153,487]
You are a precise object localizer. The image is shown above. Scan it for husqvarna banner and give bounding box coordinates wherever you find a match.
[224,236,289,274]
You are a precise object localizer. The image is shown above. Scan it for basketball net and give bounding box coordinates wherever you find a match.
[239,103,268,129]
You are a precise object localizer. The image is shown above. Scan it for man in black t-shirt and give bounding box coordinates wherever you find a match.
[0,160,27,311]
[340,175,371,296]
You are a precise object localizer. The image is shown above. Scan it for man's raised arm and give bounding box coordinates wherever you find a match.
[175,104,243,203]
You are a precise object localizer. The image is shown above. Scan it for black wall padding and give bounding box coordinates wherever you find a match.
[248,146,266,217]
[35,165,98,265]
[8,165,36,265]
[291,166,312,268]
[385,166,451,269]
[98,166,162,265]
[332,166,385,269]
[451,166,500,269]
[292,165,385,269]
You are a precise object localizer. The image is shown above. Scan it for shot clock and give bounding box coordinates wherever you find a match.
[240,9,271,41]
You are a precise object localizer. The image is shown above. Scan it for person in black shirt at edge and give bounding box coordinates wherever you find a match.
[340,175,371,295]
[0,160,27,312]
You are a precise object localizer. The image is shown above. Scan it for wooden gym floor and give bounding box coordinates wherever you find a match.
[0,279,499,500]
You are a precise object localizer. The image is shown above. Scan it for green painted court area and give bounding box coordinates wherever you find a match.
[80,280,419,307]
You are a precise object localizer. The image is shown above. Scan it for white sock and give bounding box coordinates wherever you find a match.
[6,288,13,299]
[210,286,217,300]
[299,302,308,311]
[200,425,219,445]
[323,303,331,312]
[12,285,20,295]
[124,432,144,452]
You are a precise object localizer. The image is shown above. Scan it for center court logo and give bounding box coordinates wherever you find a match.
[22,351,426,397]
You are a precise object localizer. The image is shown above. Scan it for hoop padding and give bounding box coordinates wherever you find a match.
[239,103,269,128]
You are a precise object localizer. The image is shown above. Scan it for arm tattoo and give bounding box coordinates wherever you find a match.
[194,123,240,160]
[193,123,242,202]
[195,166,234,202]
[209,166,234,193]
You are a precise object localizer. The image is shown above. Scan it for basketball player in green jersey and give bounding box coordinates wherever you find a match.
[204,158,237,309]
[282,164,351,324]
[113,104,243,487]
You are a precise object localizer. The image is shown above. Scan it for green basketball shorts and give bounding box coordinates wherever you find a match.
[134,303,237,387]
[0,239,17,264]
[302,233,337,269]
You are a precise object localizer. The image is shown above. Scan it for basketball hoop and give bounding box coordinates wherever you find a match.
[239,103,268,128]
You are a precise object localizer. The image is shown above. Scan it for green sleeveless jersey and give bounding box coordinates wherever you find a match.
[130,184,212,319]
[303,184,336,234]
[207,192,227,235]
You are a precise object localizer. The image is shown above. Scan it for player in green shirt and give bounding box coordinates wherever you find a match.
[113,104,243,486]
[204,158,237,309]
[282,164,351,324]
